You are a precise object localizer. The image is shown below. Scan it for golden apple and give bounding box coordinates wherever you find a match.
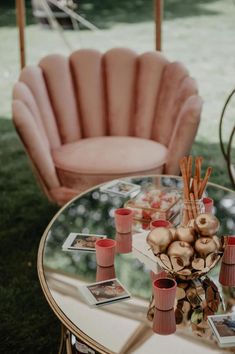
[195,237,218,258]
[167,241,194,267]
[175,226,196,243]
[195,213,220,237]
[146,227,173,255]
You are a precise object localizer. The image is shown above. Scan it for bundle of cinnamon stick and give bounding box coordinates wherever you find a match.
[180,156,212,223]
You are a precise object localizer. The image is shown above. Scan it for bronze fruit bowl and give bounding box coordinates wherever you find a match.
[147,213,224,280]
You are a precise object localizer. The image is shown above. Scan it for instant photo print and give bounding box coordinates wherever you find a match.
[100,180,140,197]
[208,313,235,348]
[62,233,107,252]
[79,278,131,307]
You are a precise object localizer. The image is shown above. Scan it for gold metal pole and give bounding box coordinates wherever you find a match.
[154,0,163,51]
[16,0,26,69]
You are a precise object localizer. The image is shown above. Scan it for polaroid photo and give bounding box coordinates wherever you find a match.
[208,313,235,347]
[79,278,131,307]
[100,180,140,197]
[62,232,107,252]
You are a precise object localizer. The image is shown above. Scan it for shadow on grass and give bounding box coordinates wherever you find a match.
[0,117,233,353]
[0,0,221,28]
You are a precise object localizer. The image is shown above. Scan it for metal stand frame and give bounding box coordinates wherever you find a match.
[219,89,235,189]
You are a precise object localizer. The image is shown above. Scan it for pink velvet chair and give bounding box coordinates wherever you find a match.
[12,48,202,205]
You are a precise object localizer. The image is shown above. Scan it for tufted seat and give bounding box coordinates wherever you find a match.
[12,48,203,205]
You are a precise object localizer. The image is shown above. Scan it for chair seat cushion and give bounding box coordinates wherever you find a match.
[52,136,167,175]
[52,136,168,191]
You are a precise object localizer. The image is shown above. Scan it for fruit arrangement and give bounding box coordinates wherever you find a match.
[125,188,181,222]
[147,213,224,280]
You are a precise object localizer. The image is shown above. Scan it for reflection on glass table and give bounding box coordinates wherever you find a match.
[38,175,235,354]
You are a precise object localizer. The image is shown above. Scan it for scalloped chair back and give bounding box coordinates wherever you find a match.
[13,48,203,205]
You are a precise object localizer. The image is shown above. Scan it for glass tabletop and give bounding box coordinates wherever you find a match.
[38,175,235,354]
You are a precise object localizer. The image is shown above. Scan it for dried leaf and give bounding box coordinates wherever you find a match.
[159,253,172,270]
[192,257,205,270]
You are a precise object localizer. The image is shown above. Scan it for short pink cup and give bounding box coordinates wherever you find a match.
[153,308,176,335]
[115,232,132,254]
[114,208,133,234]
[203,197,214,213]
[153,278,177,311]
[96,265,116,282]
[150,219,172,230]
[219,262,235,286]
[95,239,116,267]
[222,236,235,265]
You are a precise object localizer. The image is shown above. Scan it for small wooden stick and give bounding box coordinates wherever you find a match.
[193,177,199,200]
[199,167,212,198]
[187,155,193,192]
[180,158,190,200]
[190,193,198,219]
[195,157,199,182]
[193,177,200,215]
[197,156,203,183]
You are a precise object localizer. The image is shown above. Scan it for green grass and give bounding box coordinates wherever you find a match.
[0,117,233,353]
[0,118,60,353]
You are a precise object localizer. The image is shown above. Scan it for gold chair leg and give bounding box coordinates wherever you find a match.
[58,324,66,354]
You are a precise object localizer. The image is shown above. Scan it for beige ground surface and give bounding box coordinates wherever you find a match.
[0,0,234,142]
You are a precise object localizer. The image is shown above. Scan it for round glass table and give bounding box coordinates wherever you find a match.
[37,175,235,354]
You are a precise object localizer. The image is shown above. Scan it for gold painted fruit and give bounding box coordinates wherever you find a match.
[195,213,220,237]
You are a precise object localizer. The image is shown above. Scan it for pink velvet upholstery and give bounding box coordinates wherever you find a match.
[12,48,202,205]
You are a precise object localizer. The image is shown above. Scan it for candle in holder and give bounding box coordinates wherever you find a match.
[203,197,214,213]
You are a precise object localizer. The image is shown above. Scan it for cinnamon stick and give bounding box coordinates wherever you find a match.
[199,167,212,198]
[180,157,190,200]
[190,193,198,219]
[187,155,193,192]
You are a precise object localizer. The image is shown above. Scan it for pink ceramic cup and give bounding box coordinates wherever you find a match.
[96,265,116,282]
[115,232,132,254]
[95,239,116,267]
[222,236,235,265]
[114,208,133,234]
[153,308,176,335]
[153,278,177,311]
[219,262,235,286]
[203,197,214,213]
[150,219,172,230]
